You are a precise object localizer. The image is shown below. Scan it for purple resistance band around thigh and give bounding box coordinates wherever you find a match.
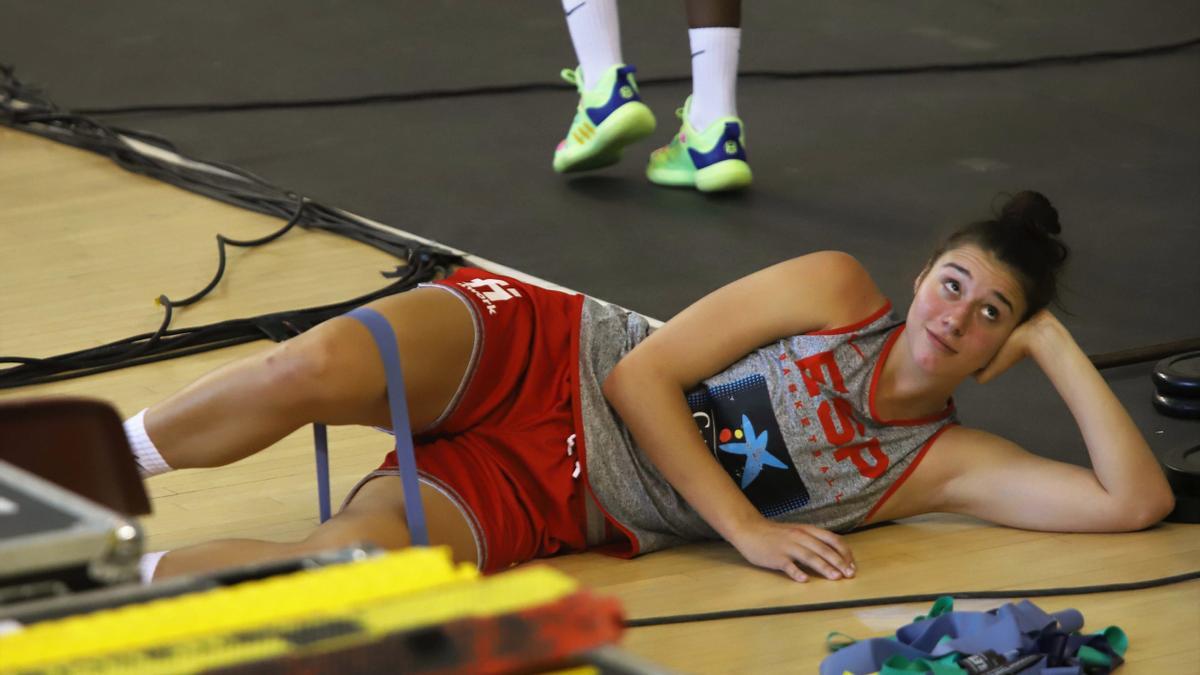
[311,306,429,547]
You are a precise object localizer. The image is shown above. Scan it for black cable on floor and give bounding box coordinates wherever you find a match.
[0,65,463,390]
[624,569,1200,628]
[63,36,1200,117]
[159,198,308,311]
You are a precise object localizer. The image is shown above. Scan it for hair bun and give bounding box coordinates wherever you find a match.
[1000,190,1061,237]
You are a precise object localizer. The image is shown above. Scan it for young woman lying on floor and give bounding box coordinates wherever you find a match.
[126,190,1174,583]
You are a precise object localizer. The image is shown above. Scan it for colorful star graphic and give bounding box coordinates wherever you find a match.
[718,414,788,489]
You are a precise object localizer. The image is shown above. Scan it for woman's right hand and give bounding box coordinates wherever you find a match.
[729,519,857,582]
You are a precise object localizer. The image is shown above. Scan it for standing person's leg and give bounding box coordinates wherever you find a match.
[646,0,751,192]
[562,0,623,92]
[124,287,475,475]
[553,0,656,174]
[684,0,742,133]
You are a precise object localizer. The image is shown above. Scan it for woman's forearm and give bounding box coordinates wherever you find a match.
[1030,319,1174,516]
[603,359,765,543]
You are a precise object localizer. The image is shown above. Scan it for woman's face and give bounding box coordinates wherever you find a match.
[906,245,1028,379]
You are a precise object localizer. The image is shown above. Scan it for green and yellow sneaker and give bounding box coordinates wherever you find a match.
[646,97,752,192]
[553,64,656,174]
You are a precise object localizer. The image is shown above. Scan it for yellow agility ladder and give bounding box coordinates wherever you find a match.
[0,547,624,674]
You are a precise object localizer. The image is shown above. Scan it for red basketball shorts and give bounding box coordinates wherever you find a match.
[347,267,590,572]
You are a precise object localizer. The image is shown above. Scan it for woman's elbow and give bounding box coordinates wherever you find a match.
[601,356,635,405]
[1112,491,1175,531]
[602,353,676,408]
[1141,491,1176,528]
[600,368,618,404]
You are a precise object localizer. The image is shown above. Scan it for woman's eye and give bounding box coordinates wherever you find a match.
[982,305,999,321]
[942,279,960,294]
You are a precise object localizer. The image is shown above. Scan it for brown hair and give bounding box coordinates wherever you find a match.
[929,191,1070,322]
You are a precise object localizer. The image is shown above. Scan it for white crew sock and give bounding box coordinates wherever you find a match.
[138,550,168,584]
[687,27,741,131]
[123,409,172,478]
[562,0,623,91]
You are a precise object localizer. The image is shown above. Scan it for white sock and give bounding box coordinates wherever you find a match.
[138,550,168,584]
[123,409,172,478]
[562,0,623,91]
[688,27,741,131]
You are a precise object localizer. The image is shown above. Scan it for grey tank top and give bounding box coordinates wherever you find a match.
[577,297,958,556]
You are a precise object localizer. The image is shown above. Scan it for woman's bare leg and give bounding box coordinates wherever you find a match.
[143,287,474,469]
[152,476,479,580]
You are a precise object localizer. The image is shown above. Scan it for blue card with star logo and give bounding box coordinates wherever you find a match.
[686,375,810,517]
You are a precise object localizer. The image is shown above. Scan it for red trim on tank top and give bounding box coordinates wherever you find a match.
[862,422,957,524]
[868,324,956,426]
[807,301,892,336]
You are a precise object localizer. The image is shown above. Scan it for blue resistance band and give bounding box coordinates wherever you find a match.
[820,597,1126,675]
[312,306,429,547]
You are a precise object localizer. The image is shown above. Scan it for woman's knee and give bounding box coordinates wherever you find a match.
[257,321,385,419]
[249,288,475,428]
[302,507,412,554]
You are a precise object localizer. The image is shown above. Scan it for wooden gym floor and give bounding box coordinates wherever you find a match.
[1,128,1196,673]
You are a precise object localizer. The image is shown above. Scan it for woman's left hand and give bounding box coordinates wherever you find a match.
[975,310,1066,384]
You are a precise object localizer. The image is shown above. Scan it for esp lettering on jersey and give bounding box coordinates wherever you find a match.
[794,350,889,479]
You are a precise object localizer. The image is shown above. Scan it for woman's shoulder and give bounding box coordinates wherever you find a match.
[775,251,889,330]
